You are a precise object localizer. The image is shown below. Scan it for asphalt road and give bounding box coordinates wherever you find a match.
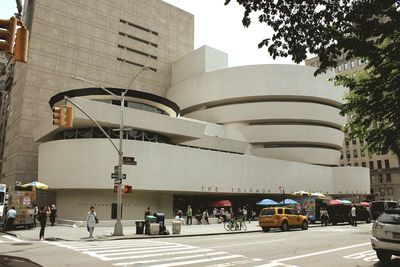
[1,223,399,267]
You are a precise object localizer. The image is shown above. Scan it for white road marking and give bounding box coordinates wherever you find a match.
[209,239,285,249]
[343,250,378,262]
[47,239,261,266]
[255,242,371,266]
[2,235,23,242]
[113,251,228,266]
[147,254,244,267]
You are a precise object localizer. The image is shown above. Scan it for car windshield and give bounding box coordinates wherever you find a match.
[377,209,400,224]
[261,209,275,216]
[387,202,400,209]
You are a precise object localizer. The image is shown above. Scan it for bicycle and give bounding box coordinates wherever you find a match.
[223,217,247,231]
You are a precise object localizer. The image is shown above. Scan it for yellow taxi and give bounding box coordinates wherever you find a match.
[259,207,308,232]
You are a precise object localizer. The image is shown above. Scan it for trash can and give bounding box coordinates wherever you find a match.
[154,213,165,226]
[135,220,145,234]
[145,215,156,235]
[172,220,182,234]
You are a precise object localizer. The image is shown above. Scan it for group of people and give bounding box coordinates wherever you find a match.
[175,206,210,225]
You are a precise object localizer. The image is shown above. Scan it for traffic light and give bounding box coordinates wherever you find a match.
[123,185,132,193]
[52,105,73,128]
[13,25,29,63]
[64,106,73,128]
[52,106,65,127]
[0,17,17,55]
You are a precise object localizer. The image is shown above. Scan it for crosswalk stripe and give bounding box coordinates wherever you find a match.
[2,235,22,242]
[148,254,244,267]
[94,245,196,258]
[113,251,228,266]
[84,244,187,254]
[101,248,214,261]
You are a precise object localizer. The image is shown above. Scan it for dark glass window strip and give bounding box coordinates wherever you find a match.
[120,19,158,36]
[56,127,171,144]
[117,58,157,72]
[92,99,168,115]
[119,32,158,47]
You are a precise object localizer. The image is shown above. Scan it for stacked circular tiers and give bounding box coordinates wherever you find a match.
[168,64,346,166]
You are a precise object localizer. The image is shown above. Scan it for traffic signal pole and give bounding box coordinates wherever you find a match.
[72,66,148,236]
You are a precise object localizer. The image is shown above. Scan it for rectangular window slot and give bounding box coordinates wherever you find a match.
[117,58,157,72]
[119,32,158,47]
[118,44,157,59]
[120,19,158,36]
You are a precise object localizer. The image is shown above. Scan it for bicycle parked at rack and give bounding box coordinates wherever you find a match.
[224,217,247,231]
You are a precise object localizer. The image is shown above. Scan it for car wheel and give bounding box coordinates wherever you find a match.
[281,221,289,231]
[376,250,392,264]
[262,227,270,232]
[366,217,371,224]
[301,220,308,230]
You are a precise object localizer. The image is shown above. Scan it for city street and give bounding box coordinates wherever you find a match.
[1,223,399,266]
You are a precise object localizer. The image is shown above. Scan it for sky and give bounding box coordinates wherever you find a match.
[0,0,298,67]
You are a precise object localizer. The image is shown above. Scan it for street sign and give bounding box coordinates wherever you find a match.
[123,156,137,165]
[114,179,122,185]
[111,173,126,179]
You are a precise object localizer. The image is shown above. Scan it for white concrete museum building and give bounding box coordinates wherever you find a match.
[35,46,369,220]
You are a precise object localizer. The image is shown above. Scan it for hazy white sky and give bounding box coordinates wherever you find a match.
[1,0,298,67]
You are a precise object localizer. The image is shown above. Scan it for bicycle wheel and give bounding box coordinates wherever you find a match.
[240,220,247,231]
[223,220,231,231]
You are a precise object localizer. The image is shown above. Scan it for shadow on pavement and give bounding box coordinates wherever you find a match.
[0,255,42,267]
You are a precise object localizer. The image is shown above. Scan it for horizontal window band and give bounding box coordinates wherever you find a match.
[120,19,158,36]
[249,120,343,131]
[255,142,342,151]
[181,97,343,115]
[119,32,158,47]
[117,58,157,72]
[118,44,157,59]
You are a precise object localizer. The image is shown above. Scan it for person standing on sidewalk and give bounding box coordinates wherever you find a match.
[5,206,16,231]
[186,205,192,225]
[33,204,38,228]
[243,206,248,222]
[202,209,209,224]
[87,206,97,238]
[39,206,50,240]
[50,204,57,226]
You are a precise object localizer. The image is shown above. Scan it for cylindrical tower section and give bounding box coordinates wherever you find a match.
[167,64,347,166]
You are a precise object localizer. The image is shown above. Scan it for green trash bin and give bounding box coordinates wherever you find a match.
[145,215,156,234]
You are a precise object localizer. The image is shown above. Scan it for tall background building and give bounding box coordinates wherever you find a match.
[0,0,194,187]
[306,56,400,202]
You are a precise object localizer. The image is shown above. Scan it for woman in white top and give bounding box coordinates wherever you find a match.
[87,206,97,238]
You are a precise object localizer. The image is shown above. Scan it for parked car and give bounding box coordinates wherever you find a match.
[326,204,371,225]
[370,200,399,220]
[259,207,308,232]
[371,208,400,264]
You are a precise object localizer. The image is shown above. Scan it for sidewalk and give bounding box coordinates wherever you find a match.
[6,221,264,242]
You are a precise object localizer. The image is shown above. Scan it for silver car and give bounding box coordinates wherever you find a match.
[371,208,400,264]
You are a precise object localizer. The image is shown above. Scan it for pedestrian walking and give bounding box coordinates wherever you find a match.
[320,206,329,227]
[50,204,57,226]
[39,206,50,240]
[243,206,248,221]
[212,208,218,217]
[186,205,192,225]
[195,209,202,224]
[202,209,209,224]
[349,205,357,226]
[33,204,38,228]
[5,206,17,231]
[87,206,97,238]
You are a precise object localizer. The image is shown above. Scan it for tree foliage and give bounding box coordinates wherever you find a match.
[225,0,400,156]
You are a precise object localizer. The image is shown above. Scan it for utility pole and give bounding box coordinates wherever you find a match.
[72,66,148,236]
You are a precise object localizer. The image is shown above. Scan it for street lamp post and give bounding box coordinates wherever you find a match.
[72,67,148,236]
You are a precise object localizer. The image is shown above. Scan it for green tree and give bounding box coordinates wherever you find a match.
[225,0,400,156]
